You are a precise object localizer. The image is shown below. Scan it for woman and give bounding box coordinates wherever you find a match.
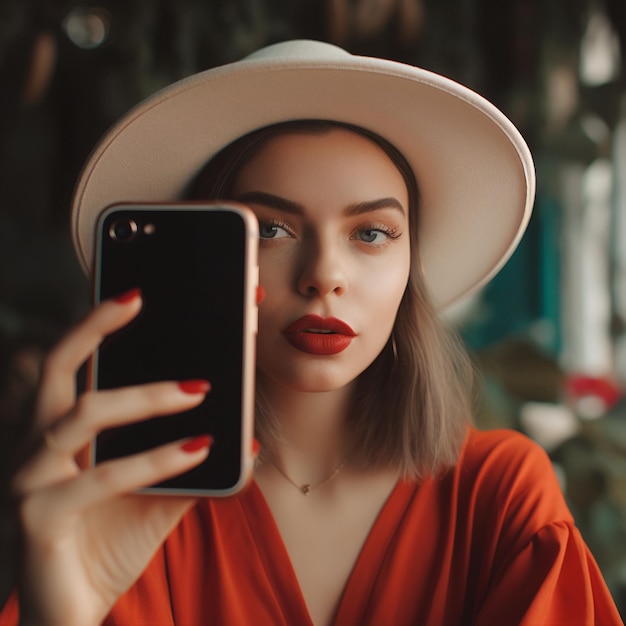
[2,40,623,625]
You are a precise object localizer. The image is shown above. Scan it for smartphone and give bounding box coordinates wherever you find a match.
[91,202,258,496]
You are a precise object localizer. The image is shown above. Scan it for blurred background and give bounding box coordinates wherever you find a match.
[1,0,626,617]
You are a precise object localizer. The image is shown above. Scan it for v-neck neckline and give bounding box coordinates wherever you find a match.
[238,479,417,626]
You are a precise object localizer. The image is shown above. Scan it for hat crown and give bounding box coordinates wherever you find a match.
[243,39,352,63]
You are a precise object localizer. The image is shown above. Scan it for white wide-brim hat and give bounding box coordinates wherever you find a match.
[71,39,535,309]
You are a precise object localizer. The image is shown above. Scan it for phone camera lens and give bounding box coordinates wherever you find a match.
[109,219,138,242]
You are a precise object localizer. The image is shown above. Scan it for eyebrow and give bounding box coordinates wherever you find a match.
[236,191,406,217]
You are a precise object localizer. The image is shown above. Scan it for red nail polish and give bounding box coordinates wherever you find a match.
[181,435,213,453]
[252,439,261,455]
[114,288,141,303]
[256,286,266,305]
[178,380,211,394]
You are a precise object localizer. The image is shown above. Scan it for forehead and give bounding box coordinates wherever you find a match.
[233,128,410,202]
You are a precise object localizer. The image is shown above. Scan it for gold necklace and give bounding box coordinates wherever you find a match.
[270,458,346,495]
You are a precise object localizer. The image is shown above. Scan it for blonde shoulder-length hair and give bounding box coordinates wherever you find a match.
[189,119,475,481]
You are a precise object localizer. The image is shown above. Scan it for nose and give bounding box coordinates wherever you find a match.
[296,237,348,298]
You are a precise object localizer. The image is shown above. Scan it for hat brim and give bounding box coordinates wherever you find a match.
[71,40,534,309]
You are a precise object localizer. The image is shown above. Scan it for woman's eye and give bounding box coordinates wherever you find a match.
[354,228,393,244]
[259,222,291,239]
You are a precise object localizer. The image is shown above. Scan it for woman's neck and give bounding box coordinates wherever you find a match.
[258,373,355,479]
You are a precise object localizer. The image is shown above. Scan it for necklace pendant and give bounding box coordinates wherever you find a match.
[301,484,312,495]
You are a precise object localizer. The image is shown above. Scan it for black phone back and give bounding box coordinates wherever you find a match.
[92,203,258,495]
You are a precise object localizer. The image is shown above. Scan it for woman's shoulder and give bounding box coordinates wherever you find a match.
[461,427,553,473]
[452,427,573,526]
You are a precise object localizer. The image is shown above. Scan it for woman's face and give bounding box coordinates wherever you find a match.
[232,128,411,393]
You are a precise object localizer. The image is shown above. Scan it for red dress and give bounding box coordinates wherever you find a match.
[2,429,623,624]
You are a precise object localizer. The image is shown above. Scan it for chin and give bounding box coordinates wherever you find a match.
[291,379,353,393]
[256,340,388,394]
[258,358,376,395]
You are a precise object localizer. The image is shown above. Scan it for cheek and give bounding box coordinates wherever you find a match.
[359,249,411,308]
[377,259,411,336]
[257,255,290,310]
[256,254,292,335]
[369,276,409,331]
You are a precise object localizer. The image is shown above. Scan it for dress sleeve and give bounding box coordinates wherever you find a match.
[476,510,623,624]
[462,430,623,625]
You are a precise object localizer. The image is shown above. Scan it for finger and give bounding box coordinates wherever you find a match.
[34,290,142,430]
[13,381,210,496]
[34,436,212,518]
[50,380,210,457]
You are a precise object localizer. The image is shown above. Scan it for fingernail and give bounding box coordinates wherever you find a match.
[178,380,211,394]
[181,435,213,453]
[114,288,141,303]
[256,286,266,305]
[252,439,261,455]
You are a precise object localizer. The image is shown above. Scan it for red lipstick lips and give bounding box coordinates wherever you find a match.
[283,315,356,355]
